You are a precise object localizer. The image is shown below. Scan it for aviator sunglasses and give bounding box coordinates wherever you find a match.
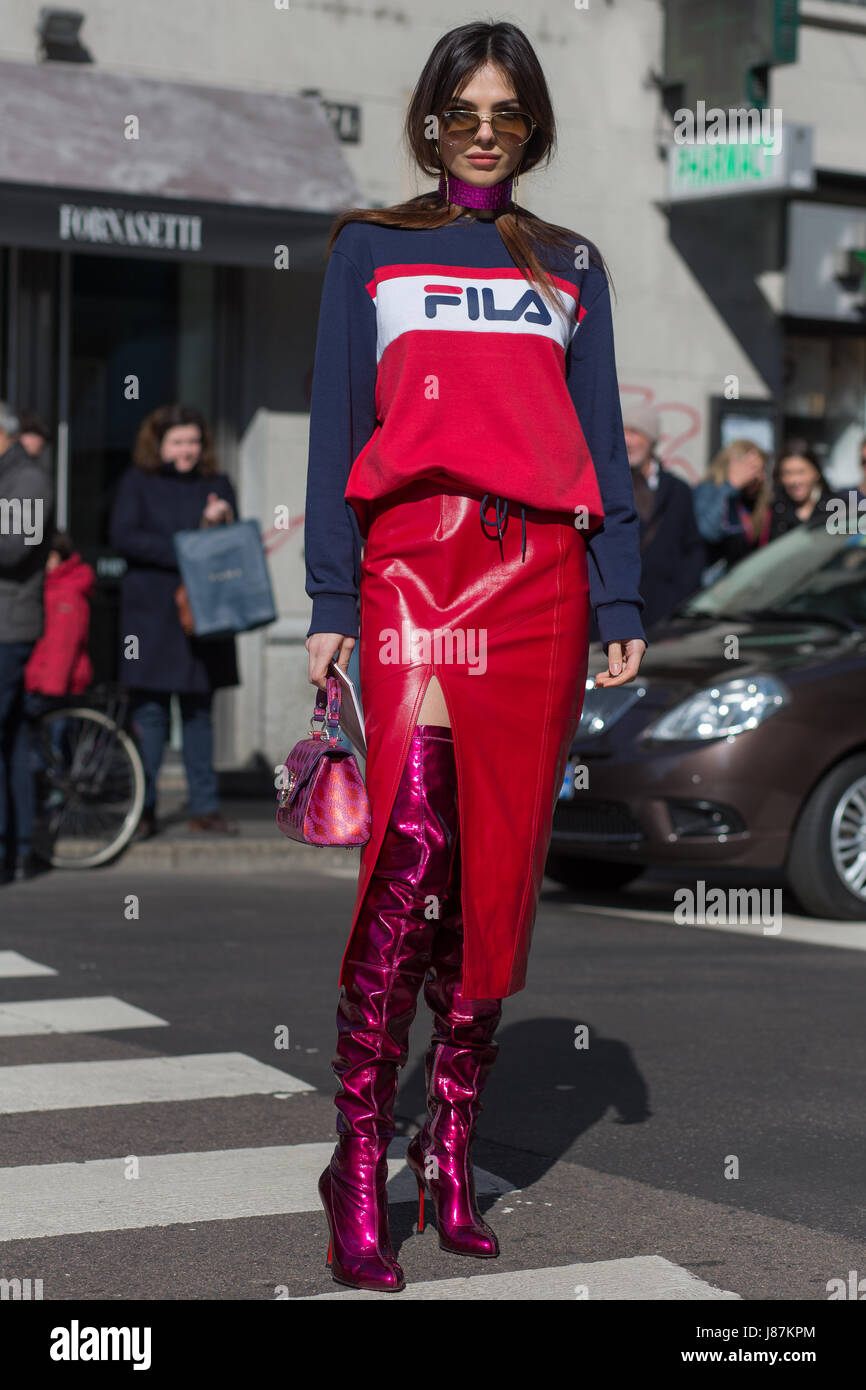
[438,106,536,149]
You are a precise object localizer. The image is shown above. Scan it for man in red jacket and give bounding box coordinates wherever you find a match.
[25,533,94,697]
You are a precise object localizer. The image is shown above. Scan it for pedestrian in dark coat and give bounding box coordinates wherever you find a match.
[620,400,706,631]
[108,404,239,837]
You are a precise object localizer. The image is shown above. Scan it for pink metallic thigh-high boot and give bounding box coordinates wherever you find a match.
[406,837,504,1258]
[319,725,459,1292]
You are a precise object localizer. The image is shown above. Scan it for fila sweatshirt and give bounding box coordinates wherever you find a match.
[303,215,646,650]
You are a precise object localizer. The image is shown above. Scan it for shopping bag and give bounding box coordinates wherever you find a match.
[172,519,276,640]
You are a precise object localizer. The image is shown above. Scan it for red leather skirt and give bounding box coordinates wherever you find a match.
[341,480,591,1000]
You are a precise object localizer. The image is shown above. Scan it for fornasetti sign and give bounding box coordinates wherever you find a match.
[0,181,335,269]
[58,201,203,252]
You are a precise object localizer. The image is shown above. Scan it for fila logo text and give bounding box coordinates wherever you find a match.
[423,283,552,325]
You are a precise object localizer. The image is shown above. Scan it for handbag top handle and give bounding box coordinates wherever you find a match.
[311,675,342,742]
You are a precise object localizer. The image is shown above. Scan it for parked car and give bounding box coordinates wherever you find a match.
[547,520,866,919]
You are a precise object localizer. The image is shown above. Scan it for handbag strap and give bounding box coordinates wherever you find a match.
[312,674,342,742]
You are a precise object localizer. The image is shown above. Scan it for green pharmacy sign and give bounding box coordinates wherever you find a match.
[667,123,813,202]
[675,139,778,190]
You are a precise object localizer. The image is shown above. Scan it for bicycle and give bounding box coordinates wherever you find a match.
[26,683,146,869]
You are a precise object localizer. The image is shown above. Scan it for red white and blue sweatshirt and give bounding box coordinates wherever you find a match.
[303,215,646,649]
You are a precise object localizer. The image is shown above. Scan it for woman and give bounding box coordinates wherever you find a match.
[769,439,837,539]
[303,20,647,1292]
[693,438,772,583]
[109,404,239,838]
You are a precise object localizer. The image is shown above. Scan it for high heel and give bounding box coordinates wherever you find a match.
[319,725,460,1291]
[407,1133,499,1258]
[319,1159,404,1292]
[407,839,503,1259]
[416,1175,425,1233]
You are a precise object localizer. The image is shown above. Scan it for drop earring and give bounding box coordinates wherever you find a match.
[434,142,450,204]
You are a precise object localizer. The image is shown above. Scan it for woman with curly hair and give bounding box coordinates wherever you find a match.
[109,403,239,838]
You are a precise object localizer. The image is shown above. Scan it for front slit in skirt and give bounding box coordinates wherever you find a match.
[339,479,592,1000]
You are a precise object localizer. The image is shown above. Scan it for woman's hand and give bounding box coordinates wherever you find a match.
[201,492,234,526]
[594,637,647,687]
[727,449,764,493]
[306,632,356,690]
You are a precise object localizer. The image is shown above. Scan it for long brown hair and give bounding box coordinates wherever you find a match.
[327,20,610,318]
[132,404,219,476]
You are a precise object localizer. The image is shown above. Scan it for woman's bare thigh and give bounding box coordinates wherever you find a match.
[417,673,451,727]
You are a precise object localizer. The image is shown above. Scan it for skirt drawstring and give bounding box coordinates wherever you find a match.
[479,494,527,563]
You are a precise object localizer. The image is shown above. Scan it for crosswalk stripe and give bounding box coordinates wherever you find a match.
[0,1141,509,1240]
[0,951,58,979]
[0,996,168,1036]
[299,1255,742,1301]
[0,1052,312,1114]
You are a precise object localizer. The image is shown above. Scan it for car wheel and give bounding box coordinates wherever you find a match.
[787,753,866,920]
[545,853,647,892]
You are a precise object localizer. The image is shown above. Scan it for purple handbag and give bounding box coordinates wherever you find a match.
[276,675,371,847]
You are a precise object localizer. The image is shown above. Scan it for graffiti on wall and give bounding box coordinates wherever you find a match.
[261,514,304,558]
[620,386,702,485]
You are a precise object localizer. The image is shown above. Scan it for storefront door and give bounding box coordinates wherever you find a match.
[67,254,218,683]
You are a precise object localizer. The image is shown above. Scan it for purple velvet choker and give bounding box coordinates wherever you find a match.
[437,170,514,211]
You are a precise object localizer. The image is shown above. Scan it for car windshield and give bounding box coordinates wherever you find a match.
[680,524,866,628]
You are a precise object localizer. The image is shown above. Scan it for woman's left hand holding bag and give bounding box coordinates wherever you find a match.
[175,492,235,631]
[201,493,234,527]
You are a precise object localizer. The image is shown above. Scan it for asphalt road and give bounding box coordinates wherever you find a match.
[0,861,864,1302]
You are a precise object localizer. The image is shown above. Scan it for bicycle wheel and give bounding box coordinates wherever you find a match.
[31,707,146,868]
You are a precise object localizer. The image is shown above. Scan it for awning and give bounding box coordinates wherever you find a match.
[0,59,367,268]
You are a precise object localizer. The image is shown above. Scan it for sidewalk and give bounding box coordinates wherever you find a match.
[114,756,361,874]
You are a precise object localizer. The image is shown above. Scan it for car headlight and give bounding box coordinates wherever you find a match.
[647,675,790,742]
[577,678,647,738]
